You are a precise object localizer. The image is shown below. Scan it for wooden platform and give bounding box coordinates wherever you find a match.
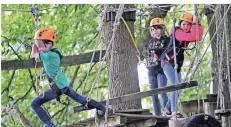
[180,94,218,117]
[59,81,199,127]
[58,109,170,127]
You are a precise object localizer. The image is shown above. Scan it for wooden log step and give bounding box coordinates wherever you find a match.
[115,113,170,120]
[126,118,157,127]
[72,81,198,113]
[215,109,231,116]
[77,115,127,127]
[58,113,169,127]
[114,109,151,115]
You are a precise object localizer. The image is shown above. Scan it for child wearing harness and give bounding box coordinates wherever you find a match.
[31,28,107,127]
[142,18,170,116]
[160,12,204,118]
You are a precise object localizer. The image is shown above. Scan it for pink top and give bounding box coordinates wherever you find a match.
[170,24,204,44]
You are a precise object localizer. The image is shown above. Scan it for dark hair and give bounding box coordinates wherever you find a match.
[42,40,54,46]
[178,20,192,26]
[178,20,183,26]
[151,25,163,29]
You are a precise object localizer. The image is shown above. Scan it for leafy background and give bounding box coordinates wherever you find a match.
[1,4,211,126]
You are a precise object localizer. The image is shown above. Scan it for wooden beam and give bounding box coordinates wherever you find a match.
[58,115,127,127]
[205,102,217,117]
[114,113,170,120]
[2,50,106,70]
[169,118,187,127]
[215,109,231,116]
[180,99,204,114]
[72,81,198,113]
[87,115,127,127]
[125,118,157,127]
[114,109,151,115]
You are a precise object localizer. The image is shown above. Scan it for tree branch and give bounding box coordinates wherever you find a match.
[27,69,38,95]
[51,105,67,118]
[7,43,22,60]
[2,106,32,127]
[2,50,106,70]
[1,70,16,95]
[75,62,97,91]
[70,65,80,87]
[13,86,33,104]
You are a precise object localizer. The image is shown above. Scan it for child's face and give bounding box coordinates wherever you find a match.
[180,21,192,33]
[150,25,162,38]
[35,40,52,52]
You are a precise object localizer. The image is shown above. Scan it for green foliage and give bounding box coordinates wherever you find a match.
[2,4,212,126]
[1,4,104,127]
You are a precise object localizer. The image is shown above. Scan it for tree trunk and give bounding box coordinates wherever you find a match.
[102,4,142,110]
[222,4,231,127]
[226,4,231,104]
[205,5,219,94]
[206,4,231,127]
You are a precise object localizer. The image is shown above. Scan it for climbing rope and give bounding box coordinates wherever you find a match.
[105,5,124,126]
[179,4,210,116]
[104,99,110,127]
[106,4,173,13]
[34,61,39,96]
[217,5,228,111]
[183,4,219,83]
[216,9,222,110]
[2,4,69,12]
[170,5,181,119]
[94,23,106,127]
[88,4,124,126]
[94,34,104,127]
[121,17,141,63]
[80,4,109,96]
[179,5,231,115]
[217,7,225,110]
[31,6,39,31]
[223,5,231,101]
[181,4,203,114]
[189,4,230,81]
[31,5,40,96]
[83,4,125,126]
[194,4,202,114]
[74,4,116,126]
[171,5,179,85]
[31,5,61,100]
[31,5,49,99]
[39,68,46,98]
[83,4,109,109]
[84,4,124,107]
[80,32,100,95]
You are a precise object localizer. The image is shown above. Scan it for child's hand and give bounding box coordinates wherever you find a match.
[32,43,40,62]
[34,55,40,62]
[32,43,38,54]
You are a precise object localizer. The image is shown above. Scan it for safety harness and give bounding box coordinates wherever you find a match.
[41,48,68,105]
